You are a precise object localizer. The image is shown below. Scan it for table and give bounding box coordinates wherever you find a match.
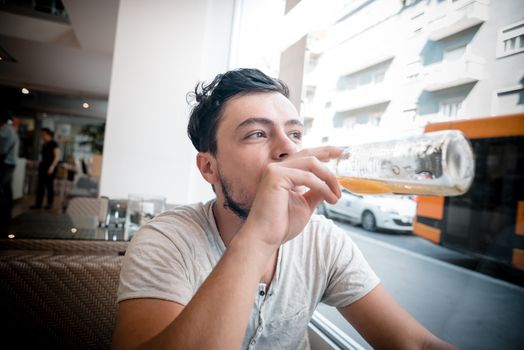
[6,212,128,241]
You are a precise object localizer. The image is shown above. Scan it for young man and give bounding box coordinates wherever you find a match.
[112,69,457,349]
[31,128,60,210]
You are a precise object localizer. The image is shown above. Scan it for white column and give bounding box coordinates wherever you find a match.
[100,0,235,204]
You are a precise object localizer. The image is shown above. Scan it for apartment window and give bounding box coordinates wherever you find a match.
[495,86,524,115]
[440,99,463,118]
[497,20,524,58]
[374,69,386,83]
[337,60,391,91]
[333,103,386,129]
[444,44,467,61]
[305,86,317,104]
[359,72,372,86]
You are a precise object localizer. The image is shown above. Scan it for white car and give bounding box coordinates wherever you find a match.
[318,189,416,233]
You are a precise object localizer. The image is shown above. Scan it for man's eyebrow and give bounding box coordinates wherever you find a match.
[236,117,304,130]
[285,119,304,128]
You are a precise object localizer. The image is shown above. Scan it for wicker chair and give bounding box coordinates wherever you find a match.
[66,197,109,225]
[0,239,128,256]
[0,254,123,349]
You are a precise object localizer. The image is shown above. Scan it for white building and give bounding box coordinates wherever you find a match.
[298,0,524,146]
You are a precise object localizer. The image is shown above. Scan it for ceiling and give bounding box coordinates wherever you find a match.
[0,0,119,118]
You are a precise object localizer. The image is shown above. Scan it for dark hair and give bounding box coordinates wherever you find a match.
[41,128,54,138]
[187,68,289,155]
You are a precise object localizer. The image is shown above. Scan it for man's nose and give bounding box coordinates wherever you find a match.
[272,132,298,161]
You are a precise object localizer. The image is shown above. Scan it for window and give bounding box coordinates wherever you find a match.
[495,86,524,115]
[497,20,524,58]
[305,86,316,104]
[336,60,391,91]
[374,69,386,83]
[444,44,467,61]
[439,99,463,118]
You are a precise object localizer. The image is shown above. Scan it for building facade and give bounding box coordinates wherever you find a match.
[300,0,524,146]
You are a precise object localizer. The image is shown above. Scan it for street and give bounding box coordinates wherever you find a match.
[316,218,524,350]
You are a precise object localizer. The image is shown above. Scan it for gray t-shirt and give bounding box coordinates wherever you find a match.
[118,200,380,349]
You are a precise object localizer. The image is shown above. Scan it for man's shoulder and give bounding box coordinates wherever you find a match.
[138,201,213,242]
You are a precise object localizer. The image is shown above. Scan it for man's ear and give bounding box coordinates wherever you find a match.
[196,152,219,184]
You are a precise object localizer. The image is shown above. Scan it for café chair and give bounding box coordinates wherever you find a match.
[66,196,109,226]
[0,254,123,349]
[0,238,128,256]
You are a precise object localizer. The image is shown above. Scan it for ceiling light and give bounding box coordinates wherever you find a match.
[21,87,29,94]
[82,102,89,109]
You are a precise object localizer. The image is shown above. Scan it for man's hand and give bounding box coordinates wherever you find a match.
[47,166,54,175]
[243,146,343,250]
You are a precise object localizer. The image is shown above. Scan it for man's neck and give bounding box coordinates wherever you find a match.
[212,198,245,248]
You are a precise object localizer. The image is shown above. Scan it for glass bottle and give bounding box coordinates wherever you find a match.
[331,130,475,196]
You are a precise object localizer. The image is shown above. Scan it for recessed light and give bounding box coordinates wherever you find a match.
[82,102,89,109]
[21,87,29,94]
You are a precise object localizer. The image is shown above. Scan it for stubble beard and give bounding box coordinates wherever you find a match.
[218,168,251,220]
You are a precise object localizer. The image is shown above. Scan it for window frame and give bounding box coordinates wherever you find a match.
[497,20,524,58]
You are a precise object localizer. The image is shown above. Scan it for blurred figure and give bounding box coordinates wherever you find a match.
[0,109,19,233]
[31,128,60,210]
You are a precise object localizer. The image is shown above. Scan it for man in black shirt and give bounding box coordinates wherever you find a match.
[31,128,60,210]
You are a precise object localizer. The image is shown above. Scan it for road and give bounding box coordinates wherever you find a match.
[316,219,524,350]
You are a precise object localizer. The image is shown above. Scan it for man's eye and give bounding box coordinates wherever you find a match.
[246,131,266,139]
[289,131,303,140]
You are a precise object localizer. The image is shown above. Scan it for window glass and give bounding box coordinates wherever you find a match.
[270,1,524,349]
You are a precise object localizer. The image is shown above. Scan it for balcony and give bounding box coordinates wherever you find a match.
[420,54,485,92]
[427,0,489,41]
[332,82,393,112]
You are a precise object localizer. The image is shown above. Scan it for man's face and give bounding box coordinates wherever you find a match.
[41,132,51,142]
[211,92,303,219]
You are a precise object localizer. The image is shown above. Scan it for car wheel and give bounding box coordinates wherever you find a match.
[361,211,377,232]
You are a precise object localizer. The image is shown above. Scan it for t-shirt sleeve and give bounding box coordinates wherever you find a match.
[320,222,380,308]
[117,224,194,305]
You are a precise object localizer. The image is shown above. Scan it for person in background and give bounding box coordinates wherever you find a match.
[0,109,19,233]
[31,128,60,210]
[112,68,458,350]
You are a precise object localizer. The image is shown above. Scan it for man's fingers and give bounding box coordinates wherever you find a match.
[291,146,344,162]
[274,157,341,198]
[275,167,339,204]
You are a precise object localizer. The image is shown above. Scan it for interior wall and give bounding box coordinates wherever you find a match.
[100,0,235,204]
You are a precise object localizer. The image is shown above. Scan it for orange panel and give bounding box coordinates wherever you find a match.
[417,196,445,220]
[512,249,524,271]
[413,221,441,244]
[425,114,524,139]
[516,201,524,236]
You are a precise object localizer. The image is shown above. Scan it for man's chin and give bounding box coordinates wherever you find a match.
[222,199,250,220]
